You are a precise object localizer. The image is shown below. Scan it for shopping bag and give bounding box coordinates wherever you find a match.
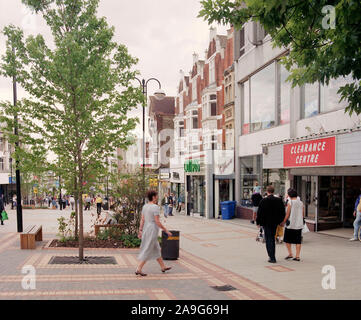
[302,223,310,234]
[276,225,284,237]
[1,210,9,221]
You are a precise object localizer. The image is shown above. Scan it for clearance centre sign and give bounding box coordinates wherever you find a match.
[283,136,336,168]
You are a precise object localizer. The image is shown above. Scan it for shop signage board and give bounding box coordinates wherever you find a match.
[184,159,201,173]
[283,136,336,168]
[160,173,170,180]
[213,150,234,175]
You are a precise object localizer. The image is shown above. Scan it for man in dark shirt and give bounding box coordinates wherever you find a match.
[0,195,5,225]
[256,185,285,263]
[251,192,263,224]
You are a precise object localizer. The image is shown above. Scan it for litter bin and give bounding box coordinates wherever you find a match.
[220,201,237,220]
[161,230,180,260]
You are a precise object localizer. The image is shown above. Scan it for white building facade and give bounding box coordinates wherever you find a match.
[234,21,361,231]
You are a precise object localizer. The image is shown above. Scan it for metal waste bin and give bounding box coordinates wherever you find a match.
[161,230,180,260]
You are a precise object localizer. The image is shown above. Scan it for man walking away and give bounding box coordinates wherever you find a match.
[256,186,286,263]
[85,195,91,211]
[350,189,361,241]
[161,193,169,218]
[62,196,67,210]
[96,195,103,217]
[168,193,174,216]
[251,192,263,224]
[69,195,75,211]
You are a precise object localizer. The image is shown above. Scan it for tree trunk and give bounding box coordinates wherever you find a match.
[78,155,84,262]
[78,190,84,261]
[74,195,78,239]
[74,176,78,239]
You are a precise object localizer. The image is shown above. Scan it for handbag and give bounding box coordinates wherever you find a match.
[1,210,9,221]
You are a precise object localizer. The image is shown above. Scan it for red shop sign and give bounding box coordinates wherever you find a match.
[283,136,336,168]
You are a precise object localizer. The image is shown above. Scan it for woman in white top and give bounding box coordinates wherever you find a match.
[136,190,172,277]
[281,188,305,261]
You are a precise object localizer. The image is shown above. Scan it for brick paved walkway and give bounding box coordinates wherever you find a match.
[0,206,360,300]
[0,235,286,300]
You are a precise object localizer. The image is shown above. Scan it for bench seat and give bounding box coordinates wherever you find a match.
[20,225,43,249]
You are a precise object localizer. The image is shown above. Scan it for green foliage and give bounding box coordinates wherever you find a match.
[96,227,141,248]
[57,213,76,242]
[199,0,361,115]
[111,170,151,237]
[120,234,141,248]
[0,0,144,259]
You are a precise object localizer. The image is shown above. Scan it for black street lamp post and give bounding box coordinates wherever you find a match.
[9,157,13,209]
[134,77,165,198]
[12,47,23,233]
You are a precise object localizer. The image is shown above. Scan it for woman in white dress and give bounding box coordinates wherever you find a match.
[136,190,172,277]
[281,188,305,261]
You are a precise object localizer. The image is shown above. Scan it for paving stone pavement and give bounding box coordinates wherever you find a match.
[0,206,360,300]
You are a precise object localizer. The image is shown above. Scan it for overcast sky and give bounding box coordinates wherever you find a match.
[0,0,228,136]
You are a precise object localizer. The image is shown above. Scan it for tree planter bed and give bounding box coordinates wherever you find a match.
[49,239,140,249]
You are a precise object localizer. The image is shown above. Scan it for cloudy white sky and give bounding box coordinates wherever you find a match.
[0,0,229,135]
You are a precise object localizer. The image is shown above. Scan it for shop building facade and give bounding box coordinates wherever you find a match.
[233,21,361,231]
[264,130,361,231]
[170,27,235,219]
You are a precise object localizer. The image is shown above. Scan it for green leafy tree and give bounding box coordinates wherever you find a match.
[0,0,143,261]
[112,170,152,237]
[199,0,361,115]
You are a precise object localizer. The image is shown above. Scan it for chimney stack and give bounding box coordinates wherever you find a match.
[209,26,217,42]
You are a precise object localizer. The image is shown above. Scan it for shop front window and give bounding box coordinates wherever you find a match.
[302,83,320,118]
[242,80,250,134]
[263,169,287,198]
[190,176,206,216]
[344,176,361,227]
[280,64,291,124]
[295,176,317,220]
[240,155,262,206]
[320,75,354,113]
[319,176,342,223]
[250,62,276,131]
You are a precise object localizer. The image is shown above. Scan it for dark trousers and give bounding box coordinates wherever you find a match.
[96,203,102,216]
[263,224,278,261]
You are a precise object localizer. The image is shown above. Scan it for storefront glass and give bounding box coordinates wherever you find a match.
[219,180,231,203]
[280,64,291,124]
[319,176,343,223]
[242,80,250,134]
[344,176,361,227]
[302,83,319,118]
[240,155,262,206]
[294,176,317,220]
[263,169,287,198]
[250,63,276,131]
[187,176,206,216]
[320,75,354,113]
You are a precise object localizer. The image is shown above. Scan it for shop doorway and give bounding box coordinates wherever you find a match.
[344,176,361,228]
[215,179,234,218]
[318,176,343,225]
[294,175,361,231]
[186,175,206,217]
[294,176,317,221]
